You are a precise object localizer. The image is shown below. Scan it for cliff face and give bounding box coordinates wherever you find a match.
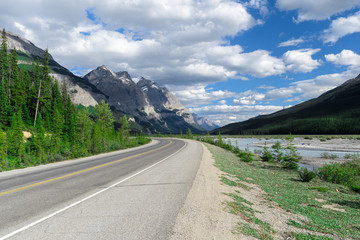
[84,67,204,133]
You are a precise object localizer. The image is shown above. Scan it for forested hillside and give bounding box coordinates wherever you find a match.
[0,29,148,171]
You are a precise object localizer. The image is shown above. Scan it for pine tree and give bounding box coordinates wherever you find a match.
[32,113,45,161]
[8,111,24,166]
[0,29,10,127]
[77,108,93,154]
[0,128,7,170]
[119,115,129,145]
[34,49,53,127]
[94,100,114,148]
[0,29,9,94]
[9,49,25,113]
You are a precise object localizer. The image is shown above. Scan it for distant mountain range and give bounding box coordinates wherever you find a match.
[6,31,218,133]
[213,74,360,135]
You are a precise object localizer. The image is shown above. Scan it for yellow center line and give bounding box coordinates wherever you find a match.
[0,140,173,197]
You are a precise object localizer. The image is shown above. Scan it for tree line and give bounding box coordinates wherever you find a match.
[0,29,148,171]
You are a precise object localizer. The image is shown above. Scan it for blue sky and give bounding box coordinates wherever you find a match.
[1,0,360,126]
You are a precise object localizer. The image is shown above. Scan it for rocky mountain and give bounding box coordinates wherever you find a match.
[84,67,204,133]
[213,74,360,135]
[5,30,211,134]
[5,31,107,106]
[192,113,220,131]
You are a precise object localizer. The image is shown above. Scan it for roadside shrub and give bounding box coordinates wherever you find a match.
[298,168,317,182]
[351,184,360,193]
[318,162,357,186]
[271,141,283,162]
[239,151,253,162]
[261,144,274,162]
[281,134,301,170]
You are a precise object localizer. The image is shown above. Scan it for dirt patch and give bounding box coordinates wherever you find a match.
[322,204,346,213]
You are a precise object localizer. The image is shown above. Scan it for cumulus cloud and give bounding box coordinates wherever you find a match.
[169,85,237,107]
[225,50,286,78]
[265,68,360,101]
[283,49,321,73]
[233,92,265,105]
[1,0,287,87]
[322,11,360,44]
[276,0,360,22]
[190,104,284,125]
[325,49,360,67]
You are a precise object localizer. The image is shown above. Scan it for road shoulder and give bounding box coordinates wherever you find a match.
[170,143,244,240]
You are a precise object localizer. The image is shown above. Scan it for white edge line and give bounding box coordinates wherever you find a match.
[0,140,187,240]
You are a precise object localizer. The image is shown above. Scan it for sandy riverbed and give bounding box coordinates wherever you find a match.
[250,137,360,168]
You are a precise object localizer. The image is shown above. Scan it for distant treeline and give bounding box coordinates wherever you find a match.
[0,29,149,171]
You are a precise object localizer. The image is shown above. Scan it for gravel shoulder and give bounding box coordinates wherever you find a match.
[170,143,242,240]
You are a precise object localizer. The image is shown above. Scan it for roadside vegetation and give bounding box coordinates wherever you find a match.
[0,29,149,171]
[197,134,360,239]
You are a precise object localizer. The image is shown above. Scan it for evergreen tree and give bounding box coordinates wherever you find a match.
[91,122,102,153]
[94,100,114,148]
[119,115,129,145]
[9,49,25,113]
[0,128,7,170]
[77,108,93,154]
[32,113,45,161]
[34,49,53,127]
[0,29,9,95]
[8,111,24,166]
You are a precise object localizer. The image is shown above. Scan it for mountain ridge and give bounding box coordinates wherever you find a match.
[213,74,360,135]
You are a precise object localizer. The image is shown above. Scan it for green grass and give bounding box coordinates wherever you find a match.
[206,143,360,239]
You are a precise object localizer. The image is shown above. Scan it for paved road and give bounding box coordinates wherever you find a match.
[0,138,203,239]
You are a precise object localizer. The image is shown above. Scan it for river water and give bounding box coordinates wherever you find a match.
[223,137,360,169]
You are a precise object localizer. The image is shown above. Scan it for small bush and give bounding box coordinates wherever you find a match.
[298,168,317,182]
[351,184,360,193]
[261,144,274,162]
[239,151,253,162]
[318,162,358,186]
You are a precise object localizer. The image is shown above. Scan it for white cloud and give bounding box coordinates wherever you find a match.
[218,100,227,105]
[233,92,265,105]
[245,0,269,16]
[190,104,284,125]
[322,11,360,44]
[325,49,360,67]
[276,0,360,22]
[170,85,237,107]
[283,48,321,73]
[265,68,360,101]
[278,38,305,47]
[225,50,286,78]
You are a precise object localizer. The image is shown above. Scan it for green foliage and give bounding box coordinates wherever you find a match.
[186,127,193,139]
[320,152,339,159]
[298,168,317,182]
[318,160,360,191]
[0,128,7,170]
[260,143,273,162]
[238,151,253,162]
[260,135,301,169]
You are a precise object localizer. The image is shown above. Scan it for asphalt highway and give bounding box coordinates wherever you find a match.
[0,138,203,239]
